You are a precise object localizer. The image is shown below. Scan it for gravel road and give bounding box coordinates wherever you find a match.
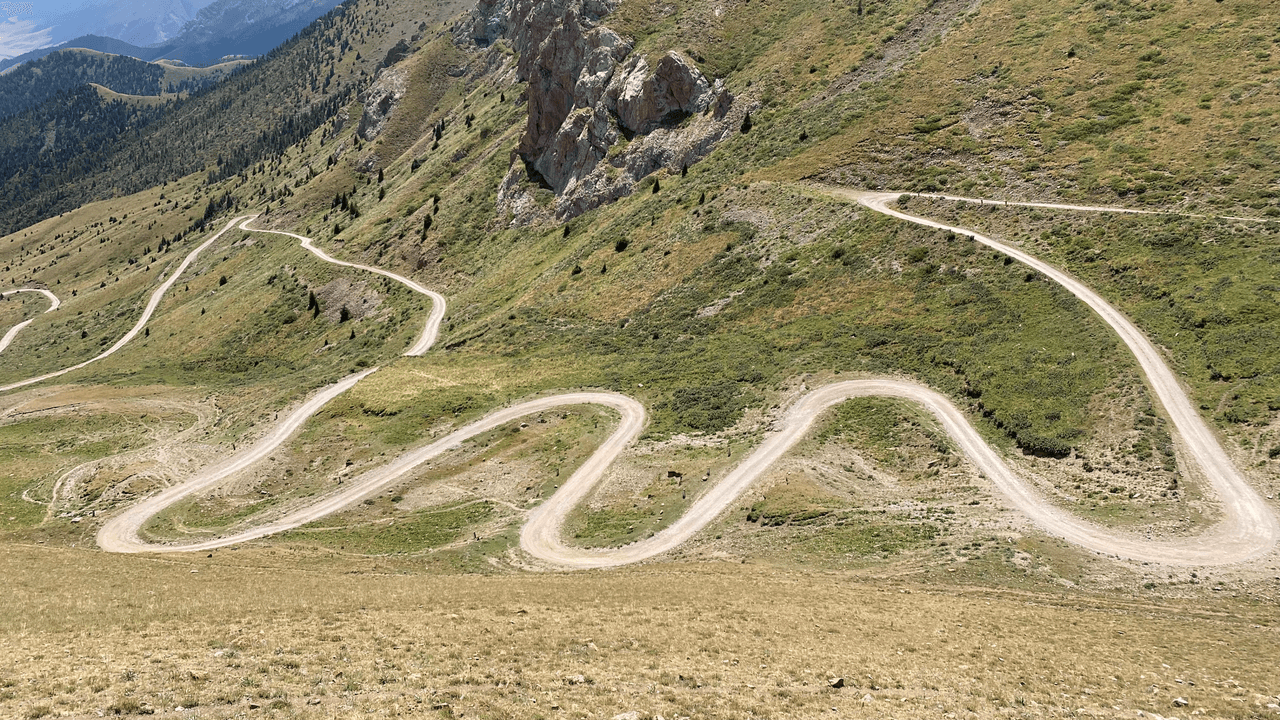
[95,197,1278,568]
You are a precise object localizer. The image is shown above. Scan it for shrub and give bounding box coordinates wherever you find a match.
[657,381,758,433]
[106,697,141,715]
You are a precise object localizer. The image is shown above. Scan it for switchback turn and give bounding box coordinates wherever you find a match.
[93,194,1279,567]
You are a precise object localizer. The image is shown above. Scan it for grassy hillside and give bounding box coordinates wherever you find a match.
[1,0,1279,713]
[773,0,1280,214]
[3,0,1277,555]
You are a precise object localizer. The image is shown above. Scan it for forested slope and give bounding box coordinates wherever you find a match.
[0,51,169,119]
[0,0,467,235]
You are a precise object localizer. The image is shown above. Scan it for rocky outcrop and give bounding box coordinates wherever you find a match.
[325,107,349,142]
[357,65,408,141]
[615,52,713,135]
[458,0,751,224]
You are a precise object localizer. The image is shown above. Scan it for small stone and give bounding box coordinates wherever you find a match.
[829,677,845,689]
[1173,697,1189,707]
[862,694,874,703]
[248,702,261,710]
[565,674,586,685]
[612,713,641,720]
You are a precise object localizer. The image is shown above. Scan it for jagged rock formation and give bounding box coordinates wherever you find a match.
[458,0,752,224]
[357,65,408,141]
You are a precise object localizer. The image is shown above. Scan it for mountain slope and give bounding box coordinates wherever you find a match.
[0,35,151,74]
[0,48,245,120]
[0,0,467,235]
[5,0,1277,533]
[0,9,1279,720]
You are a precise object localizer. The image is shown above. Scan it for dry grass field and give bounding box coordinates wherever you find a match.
[3,543,1279,720]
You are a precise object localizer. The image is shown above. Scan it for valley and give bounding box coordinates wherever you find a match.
[2,0,1279,717]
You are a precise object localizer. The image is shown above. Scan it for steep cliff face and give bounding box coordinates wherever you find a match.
[458,0,751,224]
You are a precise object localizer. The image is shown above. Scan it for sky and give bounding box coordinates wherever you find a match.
[0,3,53,59]
[0,0,216,60]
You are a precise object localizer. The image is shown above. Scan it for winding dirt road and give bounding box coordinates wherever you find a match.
[0,215,445,397]
[0,217,252,394]
[238,218,446,356]
[0,288,60,355]
[834,189,1278,564]
[92,194,1278,568]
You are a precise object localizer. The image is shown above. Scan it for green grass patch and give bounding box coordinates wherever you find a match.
[797,515,939,557]
[282,501,494,554]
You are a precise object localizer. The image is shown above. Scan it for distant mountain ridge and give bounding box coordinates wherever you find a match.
[36,0,214,50]
[0,35,150,74]
[0,48,246,119]
[0,0,344,72]
[145,0,346,66]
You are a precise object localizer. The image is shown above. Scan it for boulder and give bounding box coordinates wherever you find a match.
[615,52,713,135]
[516,3,629,181]
[538,106,616,196]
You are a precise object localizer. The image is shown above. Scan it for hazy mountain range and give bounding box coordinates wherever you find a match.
[0,0,342,68]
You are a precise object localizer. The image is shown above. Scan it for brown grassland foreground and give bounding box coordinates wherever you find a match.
[2,543,1279,720]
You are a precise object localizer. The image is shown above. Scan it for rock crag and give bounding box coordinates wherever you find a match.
[458,0,752,224]
[358,64,408,142]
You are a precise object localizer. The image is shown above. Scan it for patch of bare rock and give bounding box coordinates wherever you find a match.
[457,0,753,224]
